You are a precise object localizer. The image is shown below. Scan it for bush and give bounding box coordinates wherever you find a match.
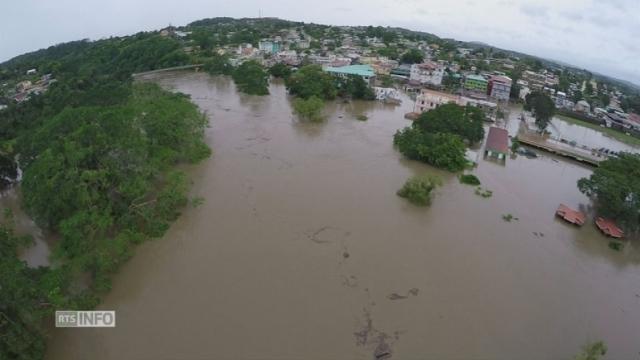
[293,96,324,122]
[232,60,269,95]
[397,175,442,206]
[459,174,481,185]
[393,128,468,172]
[269,63,292,79]
[475,187,493,198]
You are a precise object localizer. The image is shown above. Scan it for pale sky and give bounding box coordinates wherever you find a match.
[2,0,639,85]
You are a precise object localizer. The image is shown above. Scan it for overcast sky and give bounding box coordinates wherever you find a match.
[2,0,638,84]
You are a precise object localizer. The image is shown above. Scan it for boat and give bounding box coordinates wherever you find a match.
[555,204,586,226]
[595,217,624,238]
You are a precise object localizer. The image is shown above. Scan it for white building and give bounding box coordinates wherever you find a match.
[373,87,401,103]
[414,89,461,113]
[409,61,444,86]
[575,100,591,113]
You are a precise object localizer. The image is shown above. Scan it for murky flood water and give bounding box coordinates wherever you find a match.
[46,72,640,360]
[1,186,51,267]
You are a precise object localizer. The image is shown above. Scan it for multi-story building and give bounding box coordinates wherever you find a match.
[487,75,512,101]
[413,88,497,118]
[409,61,444,86]
[414,89,459,113]
[258,40,281,54]
[464,74,488,93]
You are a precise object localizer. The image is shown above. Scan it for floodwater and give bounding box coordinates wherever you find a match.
[46,72,640,360]
[505,106,638,153]
[1,186,51,267]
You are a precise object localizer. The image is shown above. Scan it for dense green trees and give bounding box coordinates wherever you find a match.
[578,153,640,233]
[397,175,442,206]
[415,103,485,143]
[203,53,233,75]
[336,75,375,100]
[394,103,484,172]
[231,61,269,95]
[400,49,424,64]
[285,65,337,100]
[269,63,292,79]
[394,127,468,171]
[524,91,556,131]
[292,96,324,122]
[0,32,211,359]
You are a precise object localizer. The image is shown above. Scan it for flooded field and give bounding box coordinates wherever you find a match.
[42,72,640,359]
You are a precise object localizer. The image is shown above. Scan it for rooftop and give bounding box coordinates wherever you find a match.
[485,127,509,153]
[466,74,488,82]
[324,64,375,77]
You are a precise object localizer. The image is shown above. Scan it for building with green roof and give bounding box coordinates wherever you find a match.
[464,74,488,93]
[324,65,376,83]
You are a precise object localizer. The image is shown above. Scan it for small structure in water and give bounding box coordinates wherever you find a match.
[555,204,586,226]
[484,127,509,161]
[595,217,624,238]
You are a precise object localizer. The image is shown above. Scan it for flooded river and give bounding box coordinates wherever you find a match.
[44,72,640,359]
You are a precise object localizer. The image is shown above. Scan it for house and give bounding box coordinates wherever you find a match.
[324,64,376,83]
[555,204,586,226]
[258,40,280,54]
[595,217,624,238]
[575,100,591,113]
[373,87,401,104]
[16,80,32,92]
[413,89,459,113]
[487,75,512,101]
[26,68,37,75]
[409,61,444,86]
[464,74,488,93]
[390,64,411,78]
[484,127,509,161]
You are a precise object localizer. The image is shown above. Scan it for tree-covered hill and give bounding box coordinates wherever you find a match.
[0,30,210,360]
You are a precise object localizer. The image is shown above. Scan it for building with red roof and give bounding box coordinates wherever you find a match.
[484,127,509,161]
[555,204,586,226]
[595,217,624,238]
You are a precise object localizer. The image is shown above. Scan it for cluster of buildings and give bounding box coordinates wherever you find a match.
[9,69,56,103]
[413,88,498,120]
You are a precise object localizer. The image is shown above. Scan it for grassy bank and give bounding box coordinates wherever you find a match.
[556,114,640,147]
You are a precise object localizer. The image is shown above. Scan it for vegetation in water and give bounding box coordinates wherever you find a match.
[459,174,481,185]
[524,91,556,131]
[356,114,368,121]
[608,241,624,251]
[285,64,337,100]
[511,137,520,152]
[203,53,233,75]
[573,341,607,360]
[231,60,269,95]
[396,175,442,206]
[293,96,324,122]
[393,103,484,172]
[269,63,292,79]
[577,152,640,234]
[0,33,211,359]
[475,187,493,198]
[502,213,519,222]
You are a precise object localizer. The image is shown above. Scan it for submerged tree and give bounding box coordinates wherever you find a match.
[524,91,555,131]
[397,175,442,206]
[573,341,607,360]
[578,153,640,233]
[285,64,337,100]
[232,60,269,95]
[292,96,324,122]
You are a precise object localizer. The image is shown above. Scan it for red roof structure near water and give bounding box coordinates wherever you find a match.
[595,217,624,238]
[485,127,509,154]
[555,204,586,226]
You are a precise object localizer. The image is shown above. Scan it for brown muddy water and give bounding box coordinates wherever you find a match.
[42,72,640,359]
